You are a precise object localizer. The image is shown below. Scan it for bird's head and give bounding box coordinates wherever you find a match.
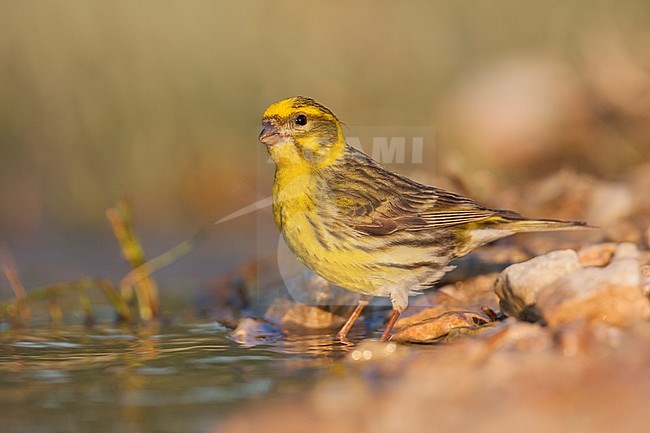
[259,96,345,169]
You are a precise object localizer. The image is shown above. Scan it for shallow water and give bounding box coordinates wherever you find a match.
[0,322,358,433]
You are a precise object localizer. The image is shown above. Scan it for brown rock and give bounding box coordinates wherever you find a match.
[554,321,624,356]
[398,274,499,328]
[537,259,650,327]
[395,305,449,328]
[494,250,582,322]
[479,319,553,353]
[434,273,500,308]
[612,242,641,261]
[391,311,489,343]
[642,265,650,297]
[264,298,347,330]
[281,304,347,329]
[263,298,294,324]
[578,243,617,267]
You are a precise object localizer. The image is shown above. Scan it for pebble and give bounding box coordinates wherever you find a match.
[479,319,553,353]
[390,311,489,343]
[577,243,617,267]
[230,318,282,346]
[537,257,650,328]
[264,298,347,330]
[494,250,582,322]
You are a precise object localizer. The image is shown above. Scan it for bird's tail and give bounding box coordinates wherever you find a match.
[456,213,591,258]
[494,212,592,233]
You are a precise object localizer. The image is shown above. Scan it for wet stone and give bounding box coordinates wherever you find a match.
[230,318,282,346]
[264,298,348,330]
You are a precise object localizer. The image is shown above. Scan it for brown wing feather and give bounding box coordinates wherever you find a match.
[346,190,500,235]
[330,146,505,235]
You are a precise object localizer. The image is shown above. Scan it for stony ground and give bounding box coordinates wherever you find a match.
[210,164,650,433]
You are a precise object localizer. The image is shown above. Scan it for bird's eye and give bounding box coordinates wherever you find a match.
[295,114,308,126]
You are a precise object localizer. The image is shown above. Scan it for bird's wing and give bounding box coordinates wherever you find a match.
[337,185,508,236]
[330,145,519,236]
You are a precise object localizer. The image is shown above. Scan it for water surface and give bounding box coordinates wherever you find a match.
[0,322,356,433]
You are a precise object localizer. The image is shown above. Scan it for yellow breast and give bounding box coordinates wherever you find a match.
[272,166,379,293]
[271,162,447,297]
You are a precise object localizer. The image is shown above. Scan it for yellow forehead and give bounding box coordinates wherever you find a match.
[262,98,296,118]
[262,97,334,120]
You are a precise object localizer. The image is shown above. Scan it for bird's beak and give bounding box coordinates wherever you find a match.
[259,123,282,146]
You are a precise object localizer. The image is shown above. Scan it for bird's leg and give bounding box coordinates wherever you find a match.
[381,289,408,341]
[337,300,368,340]
[380,309,401,342]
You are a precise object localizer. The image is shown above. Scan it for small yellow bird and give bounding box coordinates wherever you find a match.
[260,96,586,341]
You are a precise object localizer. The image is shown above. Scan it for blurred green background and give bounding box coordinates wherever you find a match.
[1,1,649,288]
